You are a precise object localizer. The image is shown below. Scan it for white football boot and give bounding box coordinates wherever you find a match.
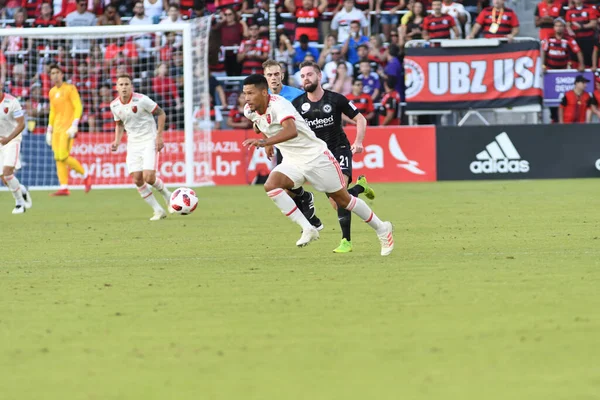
[377,221,394,256]
[296,226,319,247]
[12,204,26,214]
[150,209,167,221]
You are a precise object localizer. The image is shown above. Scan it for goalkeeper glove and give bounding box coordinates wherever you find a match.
[66,120,79,138]
[45,126,52,146]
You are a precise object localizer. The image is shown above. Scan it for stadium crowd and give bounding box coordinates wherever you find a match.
[3,0,600,128]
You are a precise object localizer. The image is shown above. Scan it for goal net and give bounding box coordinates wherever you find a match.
[0,17,213,189]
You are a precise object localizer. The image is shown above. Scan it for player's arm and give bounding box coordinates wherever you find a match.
[111,120,125,151]
[153,105,166,152]
[46,96,55,146]
[340,95,365,153]
[352,113,367,153]
[243,118,298,148]
[0,114,25,146]
[67,87,83,137]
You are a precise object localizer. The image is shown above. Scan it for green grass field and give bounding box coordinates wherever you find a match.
[2,179,600,400]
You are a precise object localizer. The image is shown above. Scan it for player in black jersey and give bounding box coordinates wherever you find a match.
[292,60,376,253]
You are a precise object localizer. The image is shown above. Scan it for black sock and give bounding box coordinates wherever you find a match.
[348,185,364,196]
[290,187,305,197]
[337,207,351,241]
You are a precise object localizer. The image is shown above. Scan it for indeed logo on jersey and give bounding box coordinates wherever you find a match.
[470,132,529,174]
[306,115,334,129]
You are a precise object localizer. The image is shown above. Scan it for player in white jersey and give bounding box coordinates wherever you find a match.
[110,74,171,221]
[0,89,32,214]
[242,74,394,256]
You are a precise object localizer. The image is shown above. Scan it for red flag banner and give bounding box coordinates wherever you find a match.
[404,41,543,110]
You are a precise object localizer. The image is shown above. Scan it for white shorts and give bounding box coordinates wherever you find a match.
[272,150,345,193]
[0,140,22,171]
[127,141,157,173]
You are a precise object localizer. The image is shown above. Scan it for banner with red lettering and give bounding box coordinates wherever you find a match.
[404,41,543,110]
[66,127,435,187]
[345,126,436,182]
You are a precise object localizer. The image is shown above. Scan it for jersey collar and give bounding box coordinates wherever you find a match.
[120,93,133,104]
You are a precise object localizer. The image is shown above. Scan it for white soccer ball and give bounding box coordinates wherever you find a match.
[169,187,198,215]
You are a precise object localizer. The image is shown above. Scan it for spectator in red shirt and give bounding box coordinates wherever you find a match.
[7,63,30,102]
[22,0,51,19]
[468,0,519,40]
[237,23,271,75]
[423,0,460,40]
[566,0,597,68]
[71,60,98,132]
[152,62,182,129]
[25,83,50,134]
[559,74,593,123]
[346,79,376,122]
[227,93,253,129]
[212,7,248,76]
[542,18,584,71]
[33,2,61,27]
[379,76,402,125]
[534,0,565,41]
[87,44,107,81]
[290,0,328,42]
[96,83,116,133]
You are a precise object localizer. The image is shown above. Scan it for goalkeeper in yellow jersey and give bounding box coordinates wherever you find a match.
[46,64,92,196]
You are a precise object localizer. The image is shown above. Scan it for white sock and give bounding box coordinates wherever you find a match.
[152,178,169,194]
[267,188,312,230]
[345,196,384,232]
[60,184,68,190]
[137,183,164,212]
[5,175,24,205]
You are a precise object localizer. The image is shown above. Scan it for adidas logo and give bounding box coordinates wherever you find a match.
[470,132,530,174]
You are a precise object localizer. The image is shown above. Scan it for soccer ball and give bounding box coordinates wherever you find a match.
[169,187,198,215]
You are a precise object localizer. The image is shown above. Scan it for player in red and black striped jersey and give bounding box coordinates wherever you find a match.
[559,74,594,123]
[534,0,565,41]
[468,0,519,39]
[423,0,460,40]
[566,0,597,67]
[237,23,271,75]
[542,18,584,70]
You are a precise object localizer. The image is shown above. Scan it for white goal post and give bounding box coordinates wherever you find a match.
[0,17,213,189]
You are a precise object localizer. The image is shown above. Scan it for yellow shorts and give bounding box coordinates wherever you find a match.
[52,131,74,161]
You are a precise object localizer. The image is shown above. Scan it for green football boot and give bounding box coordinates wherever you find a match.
[333,238,353,253]
[355,175,375,200]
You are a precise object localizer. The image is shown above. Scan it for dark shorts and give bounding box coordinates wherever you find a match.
[331,146,353,183]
